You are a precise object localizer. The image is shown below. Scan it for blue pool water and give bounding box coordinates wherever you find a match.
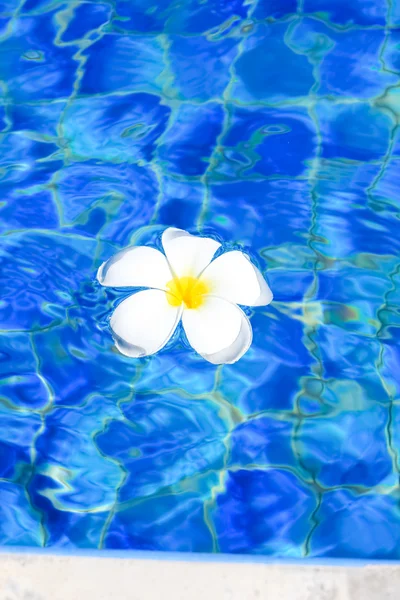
[1,0,400,559]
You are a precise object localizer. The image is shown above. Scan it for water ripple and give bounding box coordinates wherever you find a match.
[0,0,400,558]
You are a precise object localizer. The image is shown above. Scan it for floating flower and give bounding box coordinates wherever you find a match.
[97,228,273,364]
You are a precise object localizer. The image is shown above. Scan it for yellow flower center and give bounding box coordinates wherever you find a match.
[166,276,209,309]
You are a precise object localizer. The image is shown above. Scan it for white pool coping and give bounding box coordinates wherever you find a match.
[0,552,398,599]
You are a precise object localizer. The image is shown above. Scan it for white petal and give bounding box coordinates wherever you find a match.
[162,227,221,278]
[182,296,252,365]
[200,251,273,307]
[97,246,172,289]
[110,290,181,357]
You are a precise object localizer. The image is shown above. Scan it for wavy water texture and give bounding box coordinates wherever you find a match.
[0,0,400,558]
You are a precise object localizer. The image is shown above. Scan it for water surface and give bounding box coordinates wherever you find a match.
[1,0,400,558]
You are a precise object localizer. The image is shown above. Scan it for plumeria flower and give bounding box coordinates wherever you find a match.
[97,228,273,365]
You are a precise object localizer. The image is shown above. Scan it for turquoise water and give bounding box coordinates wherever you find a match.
[1,0,400,558]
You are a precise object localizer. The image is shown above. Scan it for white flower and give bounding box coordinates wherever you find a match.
[97,228,273,365]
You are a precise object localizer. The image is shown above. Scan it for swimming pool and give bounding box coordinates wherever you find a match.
[0,0,400,559]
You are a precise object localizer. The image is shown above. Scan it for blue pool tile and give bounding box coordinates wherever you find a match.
[316,326,384,380]
[382,30,400,73]
[0,232,98,331]
[311,208,400,261]
[105,487,216,552]
[373,161,400,225]
[0,403,41,479]
[388,405,400,472]
[0,104,7,132]
[97,392,228,501]
[22,0,64,12]
[378,266,400,342]
[167,0,249,34]
[253,0,297,20]
[218,310,314,414]
[26,399,123,547]
[110,0,175,33]
[299,406,394,488]
[157,103,224,176]
[229,417,296,469]
[233,22,315,102]
[312,159,383,202]
[0,0,20,12]
[317,101,393,162]
[0,437,30,480]
[266,268,315,303]
[304,0,387,26]
[221,105,317,178]
[316,264,393,306]
[61,2,112,42]
[0,374,50,411]
[213,469,316,555]
[156,177,203,229]
[62,93,171,164]
[0,13,76,103]
[0,133,62,195]
[390,0,400,24]
[0,334,36,379]
[169,35,239,102]
[56,161,159,243]
[0,189,58,234]
[9,101,67,137]
[80,35,166,96]
[0,436,30,480]
[310,490,400,559]
[27,472,113,547]
[111,0,244,37]
[316,266,396,339]
[285,17,334,66]
[207,180,312,250]
[318,29,397,98]
[309,159,396,257]
[0,482,43,547]
[131,350,217,397]
[31,315,139,407]
[32,399,122,508]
